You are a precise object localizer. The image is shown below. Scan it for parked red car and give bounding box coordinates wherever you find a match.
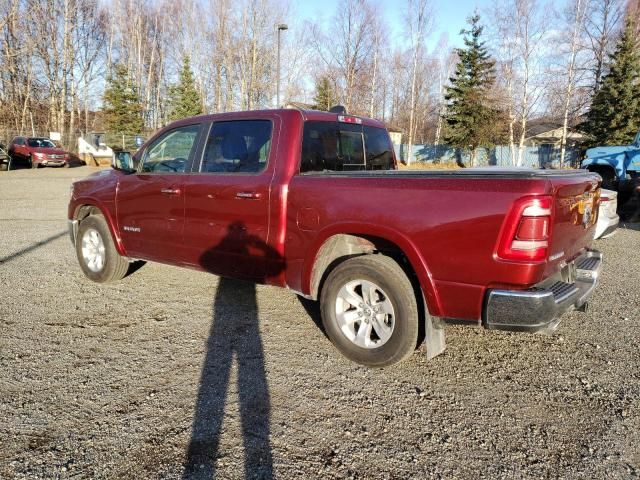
[8,136,70,168]
[68,109,603,367]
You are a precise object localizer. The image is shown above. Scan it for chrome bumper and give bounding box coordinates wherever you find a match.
[68,219,78,246]
[484,250,602,333]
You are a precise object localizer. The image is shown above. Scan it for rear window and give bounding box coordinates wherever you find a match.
[300,121,394,173]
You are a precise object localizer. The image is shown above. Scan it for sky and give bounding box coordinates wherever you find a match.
[295,0,491,51]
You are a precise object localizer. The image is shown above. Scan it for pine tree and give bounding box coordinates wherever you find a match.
[168,56,203,121]
[442,14,501,166]
[313,76,334,111]
[103,64,144,134]
[585,17,640,146]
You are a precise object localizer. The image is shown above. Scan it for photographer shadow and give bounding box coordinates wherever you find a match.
[183,222,285,480]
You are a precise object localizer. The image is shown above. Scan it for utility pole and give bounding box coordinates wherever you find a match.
[276,23,288,108]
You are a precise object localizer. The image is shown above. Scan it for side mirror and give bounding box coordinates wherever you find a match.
[112,151,136,173]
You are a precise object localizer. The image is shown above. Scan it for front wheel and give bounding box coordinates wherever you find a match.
[28,155,37,169]
[76,214,132,283]
[320,255,419,367]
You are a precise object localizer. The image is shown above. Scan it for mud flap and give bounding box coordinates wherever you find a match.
[424,314,446,360]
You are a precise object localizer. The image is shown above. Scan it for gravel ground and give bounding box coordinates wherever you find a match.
[0,166,639,480]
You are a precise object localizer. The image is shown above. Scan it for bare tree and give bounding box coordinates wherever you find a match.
[404,0,431,163]
[311,0,376,114]
[433,35,457,146]
[558,0,588,164]
[492,0,549,166]
[584,0,625,91]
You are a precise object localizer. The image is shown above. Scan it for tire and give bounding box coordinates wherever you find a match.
[28,155,37,169]
[76,214,131,283]
[320,255,419,367]
[0,162,7,171]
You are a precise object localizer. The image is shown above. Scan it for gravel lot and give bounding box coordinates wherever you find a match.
[0,166,639,480]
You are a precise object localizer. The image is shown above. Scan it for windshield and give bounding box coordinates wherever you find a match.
[27,138,56,148]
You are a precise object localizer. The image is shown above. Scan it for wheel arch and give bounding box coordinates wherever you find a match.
[304,225,442,317]
[584,163,618,189]
[72,202,126,256]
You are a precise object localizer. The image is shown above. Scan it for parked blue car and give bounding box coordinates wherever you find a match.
[582,130,640,187]
[582,130,640,220]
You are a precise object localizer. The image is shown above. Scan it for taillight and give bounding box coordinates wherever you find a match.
[497,196,553,262]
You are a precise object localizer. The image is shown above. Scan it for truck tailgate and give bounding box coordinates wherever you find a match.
[546,173,601,276]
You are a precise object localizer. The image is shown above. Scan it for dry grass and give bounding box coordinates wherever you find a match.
[397,161,461,170]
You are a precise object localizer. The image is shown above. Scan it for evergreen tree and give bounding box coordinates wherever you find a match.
[442,14,501,166]
[168,56,203,121]
[585,17,640,146]
[313,76,334,111]
[103,64,144,134]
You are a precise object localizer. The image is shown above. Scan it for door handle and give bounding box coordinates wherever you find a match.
[160,188,181,195]
[235,191,262,200]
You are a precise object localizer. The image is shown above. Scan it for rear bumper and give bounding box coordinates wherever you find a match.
[484,250,602,333]
[596,217,619,239]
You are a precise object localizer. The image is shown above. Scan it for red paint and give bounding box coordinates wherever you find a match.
[9,136,70,167]
[69,109,601,322]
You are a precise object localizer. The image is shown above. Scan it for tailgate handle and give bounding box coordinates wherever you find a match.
[236,191,262,200]
[160,188,181,195]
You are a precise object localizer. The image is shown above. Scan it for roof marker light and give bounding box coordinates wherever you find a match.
[338,115,362,125]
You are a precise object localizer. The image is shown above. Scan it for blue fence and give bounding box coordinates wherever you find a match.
[395,144,583,168]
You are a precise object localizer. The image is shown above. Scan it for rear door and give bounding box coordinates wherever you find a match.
[116,123,204,263]
[182,117,280,281]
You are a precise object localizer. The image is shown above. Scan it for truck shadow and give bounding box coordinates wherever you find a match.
[183,222,285,480]
[296,296,328,339]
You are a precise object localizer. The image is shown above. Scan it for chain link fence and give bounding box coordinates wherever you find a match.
[396,144,584,169]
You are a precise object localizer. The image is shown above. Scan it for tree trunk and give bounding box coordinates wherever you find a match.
[560,0,586,166]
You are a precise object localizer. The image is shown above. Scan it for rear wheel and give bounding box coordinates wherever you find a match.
[320,255,419,367]
[76,214,131,283]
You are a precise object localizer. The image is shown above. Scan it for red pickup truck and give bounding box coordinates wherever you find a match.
[68,109,603,367]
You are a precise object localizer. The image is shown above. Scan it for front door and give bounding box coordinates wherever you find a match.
[182,118,281,281]
[116,124,203,263]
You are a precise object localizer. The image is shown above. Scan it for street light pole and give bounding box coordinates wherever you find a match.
[276,23,288,108]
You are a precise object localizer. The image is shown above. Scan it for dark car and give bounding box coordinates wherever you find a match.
[8,136,70,168]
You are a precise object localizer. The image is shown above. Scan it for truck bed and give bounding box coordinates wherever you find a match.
[286,168,601,321]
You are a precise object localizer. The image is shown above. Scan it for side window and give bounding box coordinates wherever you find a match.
[200,120,272,174]
[140,124,200,173]
[300,122,393,173]
[13,137,24,146]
